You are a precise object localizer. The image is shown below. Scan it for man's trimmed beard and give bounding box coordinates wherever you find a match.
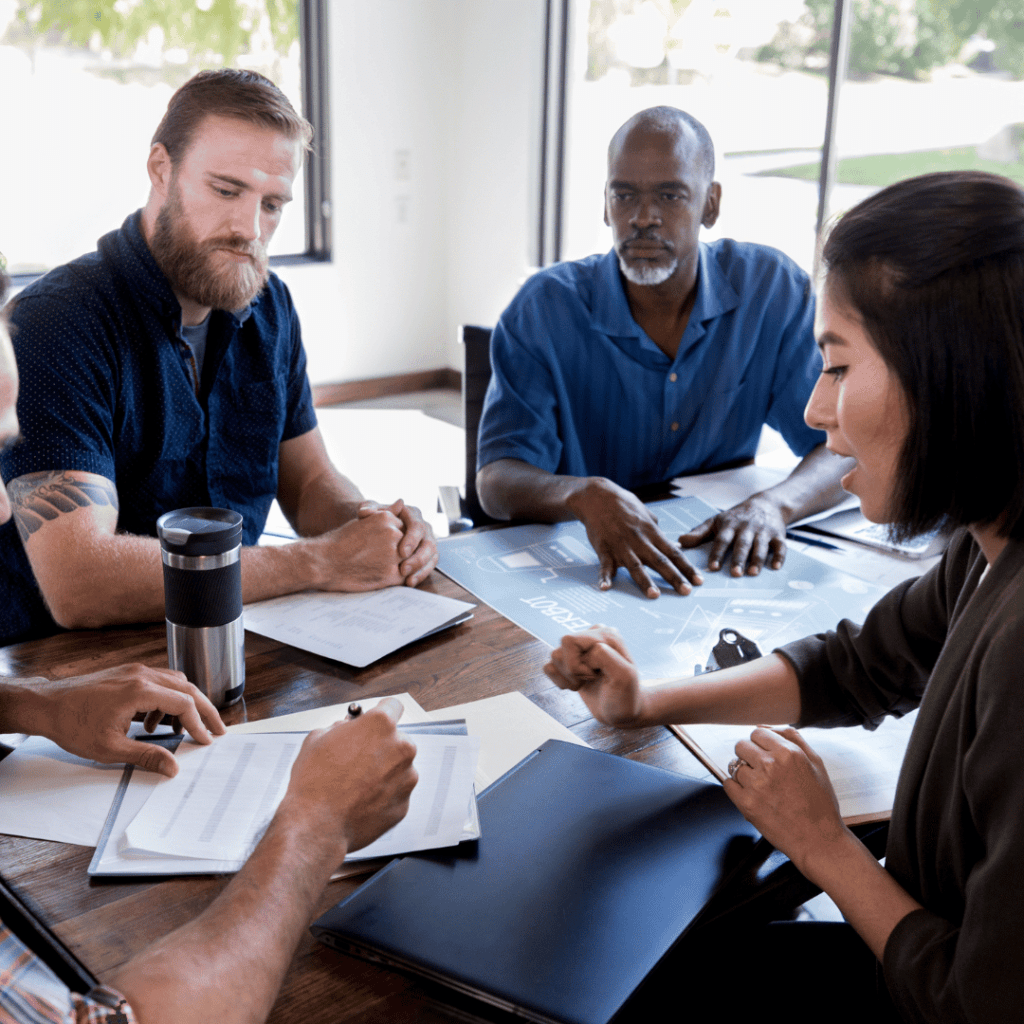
[150,178,270,313]
[616,253,678,287]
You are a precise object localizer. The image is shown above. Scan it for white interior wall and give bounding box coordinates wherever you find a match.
[443,2,547,364]
[276,0,547,387]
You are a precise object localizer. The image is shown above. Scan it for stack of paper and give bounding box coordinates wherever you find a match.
[91,719,479,876]
[0,695,428,849]
[118,727,478,865]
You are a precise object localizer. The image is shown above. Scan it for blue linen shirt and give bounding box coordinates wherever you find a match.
[0,212,317,646]
[477,240,824,489]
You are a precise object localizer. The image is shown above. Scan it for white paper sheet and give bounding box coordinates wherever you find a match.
[123,734,304,862]
[672,465,791,511]
[0,724,177,846]
[677,710,918,822]
[122,730,479,863]
[671,464,861,526]
[431,691,589,790]
[243,587,474,667]
[227,693,429,734]
[347,732,480,860]
[86,695,430,876]
[0,695,428,849]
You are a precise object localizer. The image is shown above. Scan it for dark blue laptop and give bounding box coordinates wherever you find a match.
[312,739,759,1024]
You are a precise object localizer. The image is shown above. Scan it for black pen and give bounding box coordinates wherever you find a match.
[786,530,842,552]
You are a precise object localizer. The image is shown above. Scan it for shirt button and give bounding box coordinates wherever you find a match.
[670,422,679,431]
[669,373,677,382]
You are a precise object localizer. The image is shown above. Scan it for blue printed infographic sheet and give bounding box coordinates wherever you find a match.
[438,496,893,680]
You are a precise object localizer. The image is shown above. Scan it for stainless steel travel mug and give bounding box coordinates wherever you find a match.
[157,507,245,708]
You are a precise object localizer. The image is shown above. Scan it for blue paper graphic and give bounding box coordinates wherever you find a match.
[438,496,892,679]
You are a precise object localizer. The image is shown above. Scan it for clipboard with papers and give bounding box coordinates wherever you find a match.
[89,721,481,877]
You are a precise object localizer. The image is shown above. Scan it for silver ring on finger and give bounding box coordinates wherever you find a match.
[727,756,751,781]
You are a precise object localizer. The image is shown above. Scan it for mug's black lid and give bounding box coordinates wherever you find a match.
[157,507,243,556]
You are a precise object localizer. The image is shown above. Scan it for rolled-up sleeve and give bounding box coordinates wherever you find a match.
[0,923,136,1024]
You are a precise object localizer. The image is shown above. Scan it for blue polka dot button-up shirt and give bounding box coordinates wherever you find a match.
[0,211,317,645]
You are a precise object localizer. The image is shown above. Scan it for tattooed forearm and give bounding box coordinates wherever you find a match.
[9,471,119,542]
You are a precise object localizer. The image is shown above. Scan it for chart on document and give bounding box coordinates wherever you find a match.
[438,496,892,680]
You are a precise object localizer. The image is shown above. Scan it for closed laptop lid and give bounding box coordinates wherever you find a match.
[312,739,758,1024]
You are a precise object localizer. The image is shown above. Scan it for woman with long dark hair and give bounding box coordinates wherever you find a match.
[546,171,1024,1023]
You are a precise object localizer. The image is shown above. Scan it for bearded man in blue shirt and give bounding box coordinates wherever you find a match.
[0,70,437,646]
[477,106,851,599]
[0,268,418,1024]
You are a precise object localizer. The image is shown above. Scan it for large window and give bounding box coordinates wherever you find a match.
[561,0,830,271]
[821,1,1024,226]
[559,0,1024,274]
[1,0,329,278]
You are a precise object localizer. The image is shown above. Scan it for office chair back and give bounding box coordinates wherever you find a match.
[461,325,495,526]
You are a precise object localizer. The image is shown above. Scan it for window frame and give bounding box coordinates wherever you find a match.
[545,0,853,266]
[279,0,332,266]
[9,0,331,288]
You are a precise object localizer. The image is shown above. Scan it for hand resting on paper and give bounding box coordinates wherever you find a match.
[723,724,850,875]
[569,481,703,598]
[475,461,703,599]
[678,492,788,577]
[676,445,853,577]
[277,696,419,855]
[2,664,226,778]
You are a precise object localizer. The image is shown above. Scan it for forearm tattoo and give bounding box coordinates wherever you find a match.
[9,471,119,543]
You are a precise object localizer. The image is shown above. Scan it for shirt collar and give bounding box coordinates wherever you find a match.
[592,243,741,338]
[691,241,741,322]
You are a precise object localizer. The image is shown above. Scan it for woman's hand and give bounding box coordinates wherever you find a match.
[543,626,651,727]
[723,725,851,874]
[724,724,924,962]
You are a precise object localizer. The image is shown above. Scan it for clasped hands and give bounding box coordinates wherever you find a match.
[310,498,438,590]
[572,480,788,599]
[544,626,849,871]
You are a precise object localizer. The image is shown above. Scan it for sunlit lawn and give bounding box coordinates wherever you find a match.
[759,146,1024,187]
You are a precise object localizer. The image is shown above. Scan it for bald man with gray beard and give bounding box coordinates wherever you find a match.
[476,105,851,599]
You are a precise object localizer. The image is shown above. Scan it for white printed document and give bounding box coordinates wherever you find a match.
[430,691,589,790]
[86,695,430,876]
[0,695,427,849]
[123,733,303,862]
[0,725,176,846]
[243,586,475,667]
[102,725,479,872]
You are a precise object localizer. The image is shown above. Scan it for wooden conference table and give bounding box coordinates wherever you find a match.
[1,567,750,1024]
